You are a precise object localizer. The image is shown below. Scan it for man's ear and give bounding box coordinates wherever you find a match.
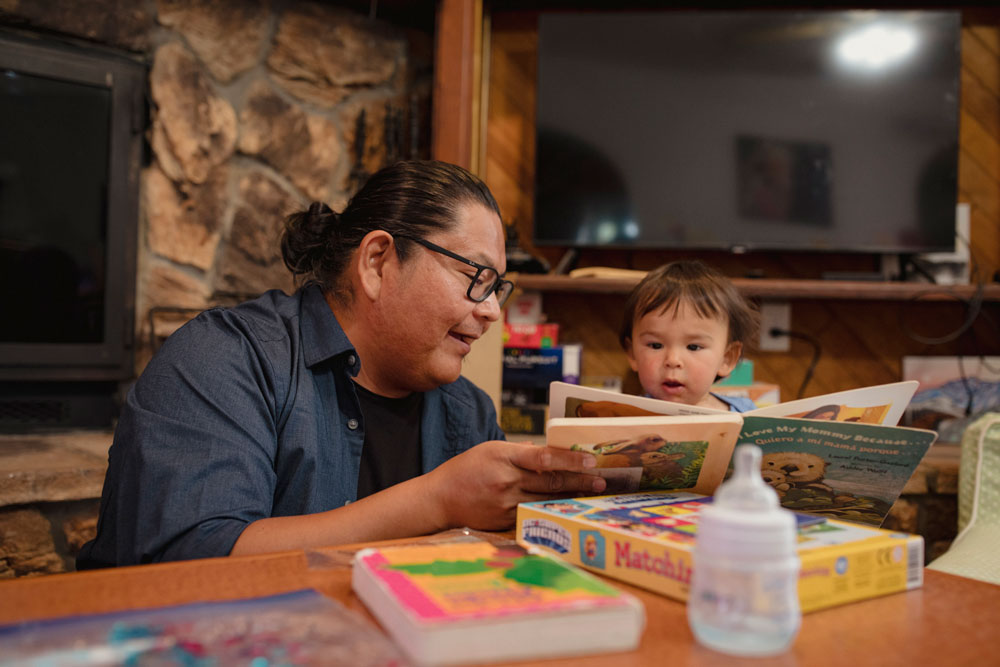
[357,230,394,301]
[719,341,743,378]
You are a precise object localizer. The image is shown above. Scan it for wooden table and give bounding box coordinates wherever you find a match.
[0,533,996,666]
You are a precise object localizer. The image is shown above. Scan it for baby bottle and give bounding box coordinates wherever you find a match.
[687,444,801,657]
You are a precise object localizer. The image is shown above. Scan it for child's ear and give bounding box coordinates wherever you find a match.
[624,337,640,371]
[719,341,743,378]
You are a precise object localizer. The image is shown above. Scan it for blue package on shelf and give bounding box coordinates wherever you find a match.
[503,347,565,389]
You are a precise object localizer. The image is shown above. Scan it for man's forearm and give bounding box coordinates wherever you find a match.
[229,474,447,556]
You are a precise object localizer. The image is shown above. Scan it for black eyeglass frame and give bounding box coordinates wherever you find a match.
[395,234,514,307]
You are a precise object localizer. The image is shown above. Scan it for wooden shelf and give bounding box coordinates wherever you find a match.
[513,274,1000,302]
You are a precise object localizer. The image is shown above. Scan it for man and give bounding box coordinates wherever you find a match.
[79,160,604,568]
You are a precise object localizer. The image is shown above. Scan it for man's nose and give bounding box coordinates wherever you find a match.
[473,291,502,322]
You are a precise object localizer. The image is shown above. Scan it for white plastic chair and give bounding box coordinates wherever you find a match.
[926,412,1000,585]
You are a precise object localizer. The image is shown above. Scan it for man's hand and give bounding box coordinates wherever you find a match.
[424,441,607,531]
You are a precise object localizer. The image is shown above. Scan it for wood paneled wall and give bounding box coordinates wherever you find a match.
[961,22,1000,278]
[485,11,1000,402]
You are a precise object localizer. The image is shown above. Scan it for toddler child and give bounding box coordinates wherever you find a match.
[619,260,759,412]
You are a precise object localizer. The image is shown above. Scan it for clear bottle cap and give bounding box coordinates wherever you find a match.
[696,444,797,559]
[715,444,780,511]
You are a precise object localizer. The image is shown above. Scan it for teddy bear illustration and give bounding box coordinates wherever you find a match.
[640,451,686,483]
[760,469,792,498]
[760,451,833,496]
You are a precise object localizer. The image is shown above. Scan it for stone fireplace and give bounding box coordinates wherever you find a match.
[0,0,432,576]
[135,0,432,367]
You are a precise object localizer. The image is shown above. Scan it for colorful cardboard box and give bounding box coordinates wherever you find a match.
[517,491,924,614]
[503,323,560,348]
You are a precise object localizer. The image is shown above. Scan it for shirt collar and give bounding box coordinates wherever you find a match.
[300,284,357,369]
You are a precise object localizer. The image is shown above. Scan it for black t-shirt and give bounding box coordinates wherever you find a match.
[355,383,424,500]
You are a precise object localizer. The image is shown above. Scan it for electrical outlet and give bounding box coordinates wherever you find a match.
[759,301,791,352]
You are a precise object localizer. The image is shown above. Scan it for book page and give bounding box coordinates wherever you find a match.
[738,415,936,526]
[354,541,632,620]
[548,381,726,419]
[746,381,919,426]
[546,414,743,495]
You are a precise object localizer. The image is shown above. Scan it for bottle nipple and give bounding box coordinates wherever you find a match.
[715,444,779,511]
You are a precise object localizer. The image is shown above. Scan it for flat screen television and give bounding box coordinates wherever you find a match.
[0,32,144,427]
[534,10,961,254]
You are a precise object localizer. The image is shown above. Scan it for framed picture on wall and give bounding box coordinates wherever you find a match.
[902,356,1000,443]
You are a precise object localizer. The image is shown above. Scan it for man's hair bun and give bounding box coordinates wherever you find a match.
[281,201,340,278]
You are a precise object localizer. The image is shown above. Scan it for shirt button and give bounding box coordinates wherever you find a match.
[347,354,357,367]
[347,418,359,430]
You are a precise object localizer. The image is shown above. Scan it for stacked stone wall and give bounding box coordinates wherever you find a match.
[0,0,432,576]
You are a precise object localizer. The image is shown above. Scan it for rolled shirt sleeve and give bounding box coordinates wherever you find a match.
[93,308,287,565]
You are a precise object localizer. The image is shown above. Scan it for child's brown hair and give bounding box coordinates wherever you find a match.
[619,260,759,353]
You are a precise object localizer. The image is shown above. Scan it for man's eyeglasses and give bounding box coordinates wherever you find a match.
[396,234,514,308]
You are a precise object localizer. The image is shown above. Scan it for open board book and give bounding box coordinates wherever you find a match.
[546,380,936,527]
[352,539,644,666]
[549,379,921,422]
[517,490,924,614]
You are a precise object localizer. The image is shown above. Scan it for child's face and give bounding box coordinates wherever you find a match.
[626,300,741,408]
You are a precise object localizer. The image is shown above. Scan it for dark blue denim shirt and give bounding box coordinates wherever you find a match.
[78,285,504,568]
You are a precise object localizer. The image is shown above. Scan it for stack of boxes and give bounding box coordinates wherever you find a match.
[501,291,581,435]
[711,360,781,407]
